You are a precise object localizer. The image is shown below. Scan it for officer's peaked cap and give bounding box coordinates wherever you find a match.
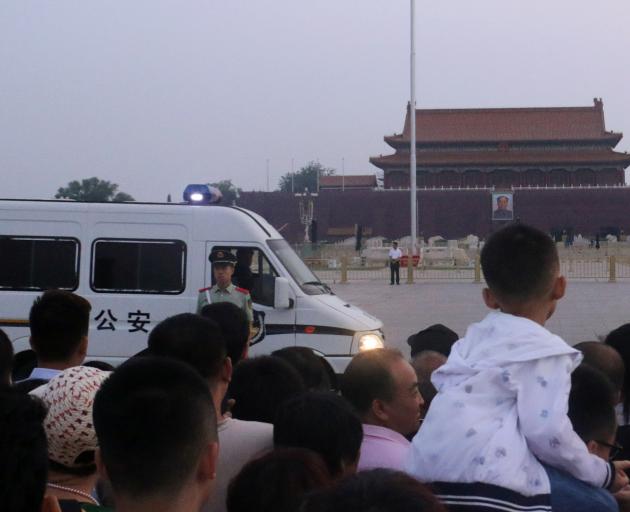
[209,249,237,265]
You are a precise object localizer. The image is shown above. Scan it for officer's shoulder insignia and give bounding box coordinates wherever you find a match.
[235,287,249,294]
[198,286,211,292]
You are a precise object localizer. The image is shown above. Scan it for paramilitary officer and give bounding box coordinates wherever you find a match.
[197,249,253,323]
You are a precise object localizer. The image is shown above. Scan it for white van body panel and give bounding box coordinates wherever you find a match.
[0,200,383,370]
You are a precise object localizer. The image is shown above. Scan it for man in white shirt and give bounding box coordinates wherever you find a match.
[388,242,403,285]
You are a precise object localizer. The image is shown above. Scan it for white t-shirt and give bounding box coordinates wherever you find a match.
[389,248,402,261]
[202,417,273,512]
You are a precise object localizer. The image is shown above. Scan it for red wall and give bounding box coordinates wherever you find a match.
[237,188,630,241]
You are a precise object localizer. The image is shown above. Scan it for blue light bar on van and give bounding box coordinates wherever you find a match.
[183,184,222,205]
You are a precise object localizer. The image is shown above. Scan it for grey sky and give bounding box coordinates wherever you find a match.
[2,1,630,201]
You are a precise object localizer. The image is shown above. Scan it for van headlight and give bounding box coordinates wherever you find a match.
[358,333,384,352]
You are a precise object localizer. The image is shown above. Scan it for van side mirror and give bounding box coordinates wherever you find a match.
[274,277,291,309]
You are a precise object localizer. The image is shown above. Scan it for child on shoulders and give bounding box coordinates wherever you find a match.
[407,224,630,511]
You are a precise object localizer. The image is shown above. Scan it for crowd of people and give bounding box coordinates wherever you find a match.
[2,223,630,512]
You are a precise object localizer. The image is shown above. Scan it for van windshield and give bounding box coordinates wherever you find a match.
[267,239,330,295]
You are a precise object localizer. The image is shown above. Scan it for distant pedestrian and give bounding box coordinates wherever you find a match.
[388,242,402,286]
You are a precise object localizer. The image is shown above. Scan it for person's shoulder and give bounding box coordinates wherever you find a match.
[221,417,273,435]
[198,286,212,293]
[218,418,273,451]
[234,287,250,295]
[363,424,410,446]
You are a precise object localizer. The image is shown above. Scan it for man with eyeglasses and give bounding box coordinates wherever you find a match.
[545,363,629,511]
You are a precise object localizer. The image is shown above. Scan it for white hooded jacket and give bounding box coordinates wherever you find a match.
[407,311,612,496]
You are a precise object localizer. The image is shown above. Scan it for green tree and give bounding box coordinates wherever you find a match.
[278,161,335,193]
[55,177,135,202]
[209,180,242,204]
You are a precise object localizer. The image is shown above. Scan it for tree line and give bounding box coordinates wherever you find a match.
[55,163,335,202]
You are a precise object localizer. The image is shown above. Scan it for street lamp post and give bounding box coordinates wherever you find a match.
[407,0,417,284]
[266,159,270,192]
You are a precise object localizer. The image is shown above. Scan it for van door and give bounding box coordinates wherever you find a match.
[204,243,296,355]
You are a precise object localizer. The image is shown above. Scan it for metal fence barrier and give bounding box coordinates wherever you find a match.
[306,255,630,284]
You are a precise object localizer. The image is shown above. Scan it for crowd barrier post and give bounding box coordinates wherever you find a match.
[609,255,616,283]
[474,255,481,283]
[340,255,348,284]
[407,250,414,284]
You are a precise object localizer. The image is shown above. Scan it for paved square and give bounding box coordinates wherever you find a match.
[331,280,630,356]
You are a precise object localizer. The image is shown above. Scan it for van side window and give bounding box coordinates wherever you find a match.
[0,236,80,291]
[92,239,186,294]
[214,247,278,307]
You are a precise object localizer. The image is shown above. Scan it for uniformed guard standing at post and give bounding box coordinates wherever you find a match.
[197,249,254,324]
[388,241,402,285]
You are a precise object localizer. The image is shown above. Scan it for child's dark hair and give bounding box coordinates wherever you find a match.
[274,391,362,477]
[574,341,625,396]
[273,347,335,391]
[481,224,558,304]
[605,324,630,423]
[568,363,617,443]
[229,356,305,423]
[227,448,331,512]
[302,468,446,512]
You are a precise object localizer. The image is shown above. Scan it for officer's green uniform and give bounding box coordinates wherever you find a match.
[196,282,253,323]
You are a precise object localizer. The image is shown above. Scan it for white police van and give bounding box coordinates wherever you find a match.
[0,190,384,373]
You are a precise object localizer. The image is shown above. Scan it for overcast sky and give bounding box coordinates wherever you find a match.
[2,1,630,201]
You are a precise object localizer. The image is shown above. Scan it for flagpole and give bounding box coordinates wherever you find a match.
[409,0,417,258]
